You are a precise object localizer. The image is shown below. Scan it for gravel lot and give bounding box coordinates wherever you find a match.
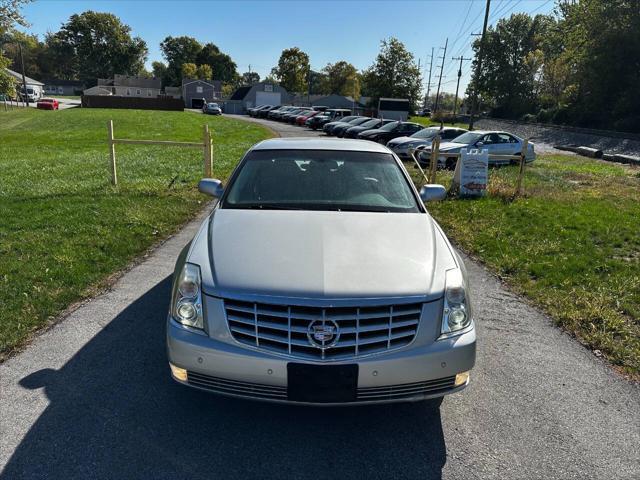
[475,118,640,156]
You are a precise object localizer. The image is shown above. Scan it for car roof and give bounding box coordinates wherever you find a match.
[251,137,391,153]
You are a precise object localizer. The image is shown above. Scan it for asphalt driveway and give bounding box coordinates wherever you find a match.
[1,116,638,480]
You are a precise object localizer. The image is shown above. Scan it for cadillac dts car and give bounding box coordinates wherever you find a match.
[167,138,476,405]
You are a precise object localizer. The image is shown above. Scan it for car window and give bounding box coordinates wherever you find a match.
[498,133,517,143]
[450,132,483,144]
[379,121,400,132]
[359,119,382,128]
[223,150,420,213]
[411,127,439,139]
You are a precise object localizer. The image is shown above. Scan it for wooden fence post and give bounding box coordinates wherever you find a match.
[108,120,118,185]
[515,138,529,196]
[429,135,441,184]
[203,124,212,177]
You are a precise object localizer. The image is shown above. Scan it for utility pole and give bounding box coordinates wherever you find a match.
[451,56,472,116]
[18,42,29,107]
[425,47,434,108]
[468,0,491,130]
[434,38,448,113]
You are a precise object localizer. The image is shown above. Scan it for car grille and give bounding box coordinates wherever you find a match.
[357,376,456,401]
[224,300,422,360]
[187,371,287,400]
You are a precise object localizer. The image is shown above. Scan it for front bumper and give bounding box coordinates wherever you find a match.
[167,317,476,405]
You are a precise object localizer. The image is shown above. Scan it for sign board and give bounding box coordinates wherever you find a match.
[455,148,488,197]
[264,84,274,92]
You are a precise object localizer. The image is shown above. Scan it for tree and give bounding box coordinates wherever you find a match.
[151,61,167,80]
[466,13,544,119]
[361,38,421,110]
[1,31,46,80]
[241,71,260,85]
[44,11,147,82]
[196,43,239,84]
[181,62,197,79]
[0,0,32,94]
[271,47,309,93]
[160,36,201,85]
[196,64,212,80]
[322,61,360,97]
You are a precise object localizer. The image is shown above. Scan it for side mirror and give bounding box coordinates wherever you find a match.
[419,184,447,202]
[475,141,484,147]
[198,178,224,198]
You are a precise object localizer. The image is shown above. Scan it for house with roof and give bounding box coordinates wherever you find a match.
[4,68,44,99]
[96,74,162,98]
[43,79,86,96]
[223,82,290,114]
[182,79,222,109]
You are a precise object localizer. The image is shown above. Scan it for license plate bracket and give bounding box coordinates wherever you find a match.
[287,363,358,403]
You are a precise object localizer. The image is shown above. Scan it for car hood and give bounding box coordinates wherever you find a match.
[359,128,385,137]
[204,210,451,300]
[436,142,467,152]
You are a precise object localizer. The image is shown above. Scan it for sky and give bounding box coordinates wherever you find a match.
[20,0,555,94]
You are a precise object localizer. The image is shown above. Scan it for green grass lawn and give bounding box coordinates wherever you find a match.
[407,155,640,375]
[0,108,272,357]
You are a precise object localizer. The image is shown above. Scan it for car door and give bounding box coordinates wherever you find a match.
[497,133,521,156]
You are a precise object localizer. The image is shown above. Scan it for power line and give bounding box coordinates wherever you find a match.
[434,38,448,112]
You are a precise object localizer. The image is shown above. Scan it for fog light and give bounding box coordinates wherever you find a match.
[170,363,188,381]
[455,371,470,387]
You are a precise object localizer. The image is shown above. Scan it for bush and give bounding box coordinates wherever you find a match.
[613,116,640,134]
[536,107,557,123]
[521,113,537,123]
[432,110,459,123]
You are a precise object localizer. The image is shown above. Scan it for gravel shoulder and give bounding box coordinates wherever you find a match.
[1,115,638,480]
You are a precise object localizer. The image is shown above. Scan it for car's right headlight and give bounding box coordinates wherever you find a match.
[440,268,472,337]
[171,263,204,329]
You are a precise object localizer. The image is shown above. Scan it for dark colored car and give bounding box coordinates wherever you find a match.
[283,108,312,123]
[268,106,295,120]
[343,118,395,139]
[332,117,376,138]
[358,121,424,144]
[305,109,352,130]
[322,116,365,135]
[203,102,222,115]
[249,104,271,117]
[257,105,280,118]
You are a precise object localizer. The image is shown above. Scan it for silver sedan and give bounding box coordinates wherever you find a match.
[167,138,476,405]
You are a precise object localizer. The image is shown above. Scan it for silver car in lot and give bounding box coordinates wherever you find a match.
[167,138,476,405]
[387,126,468,159]
[418,130,536,169]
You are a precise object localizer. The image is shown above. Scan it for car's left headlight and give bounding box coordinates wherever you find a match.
[440,268,472,337]
[171,263,204,329]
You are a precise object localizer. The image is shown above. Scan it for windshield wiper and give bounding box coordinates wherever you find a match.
[238,203,305,210]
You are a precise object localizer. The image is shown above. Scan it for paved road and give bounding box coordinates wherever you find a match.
[1,116,639,480]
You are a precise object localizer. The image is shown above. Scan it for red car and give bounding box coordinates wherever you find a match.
[295,110,320,126]
[36,98,59,110]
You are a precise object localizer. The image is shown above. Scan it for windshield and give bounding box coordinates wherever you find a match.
[223,150,420,213]
[450,132,483,144]
[207,103,219,108]
[348,117,372,126]
[379,121,400,132]
[411,127,439,139]
[358,119,381,128]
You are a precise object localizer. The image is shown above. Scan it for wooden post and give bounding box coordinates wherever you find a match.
[409,148,430,184]
[108,120,118,185]
[515,138,529,196]
[429,135,441,183]
[203,124,212,177]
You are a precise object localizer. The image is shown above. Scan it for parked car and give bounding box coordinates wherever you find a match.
[417,108,432,117]
[343,118,396,139]
[418,130,536,169]
[203,102,222,115]
[284,108,312,123]
[358,121,424,144]
[332,117,377,138]
[167,137,476,405]
[322,116,365,136]
[312,105,329,112]
[295,110,321,126]
[36,98,59,110]
[269,106,297,120]
[305,109,352,130]
[18,87,40,103]
[387,127,468,159]
[257,105,280,118]
[248,104,270,117]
